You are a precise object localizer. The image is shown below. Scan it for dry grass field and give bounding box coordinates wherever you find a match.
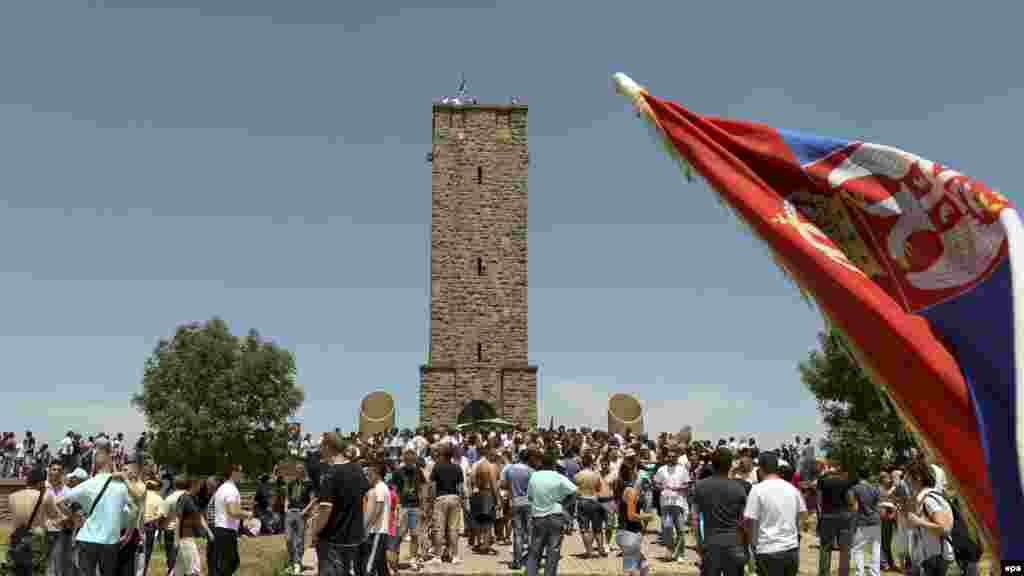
[0,526,292,576]
[0,524,996,575]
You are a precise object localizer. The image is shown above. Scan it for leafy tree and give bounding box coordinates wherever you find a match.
[131,317,304,477]
[798,329,918,475]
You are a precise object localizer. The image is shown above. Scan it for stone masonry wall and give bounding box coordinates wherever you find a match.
[420,103,537,428]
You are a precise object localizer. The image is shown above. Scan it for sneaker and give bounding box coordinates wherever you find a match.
[451,557,463,565]
[677,557,686,564]
[424,557,442,566]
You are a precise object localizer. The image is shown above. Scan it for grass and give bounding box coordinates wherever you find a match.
[0,526,292,576]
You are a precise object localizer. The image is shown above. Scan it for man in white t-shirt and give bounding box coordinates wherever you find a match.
[60,432,75,473]
[160,476,188,575]
[743,452,807,576]
[212,464,252,576]
[655,445,691,562]
[364,462,391,576]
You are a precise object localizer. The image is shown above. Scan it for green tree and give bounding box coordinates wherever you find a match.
[131,317,304,477]
[798,329,918,475]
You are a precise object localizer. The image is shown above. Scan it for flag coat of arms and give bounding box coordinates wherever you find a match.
[613,73,1023,562]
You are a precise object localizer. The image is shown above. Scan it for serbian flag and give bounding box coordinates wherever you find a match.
[613,73,1023,561]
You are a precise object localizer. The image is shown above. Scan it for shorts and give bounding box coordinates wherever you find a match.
[577,499,606,533]
[617,530,644,572]
[472,492,496,525]
[818,513,855,548]
[402,508,418,532]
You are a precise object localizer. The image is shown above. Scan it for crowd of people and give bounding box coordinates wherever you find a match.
[4,424,985,576]
[1,431,141,480]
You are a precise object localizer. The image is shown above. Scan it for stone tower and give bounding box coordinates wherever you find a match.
[419,90,538,429]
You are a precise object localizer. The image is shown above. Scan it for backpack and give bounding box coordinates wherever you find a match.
[923,491,980,563]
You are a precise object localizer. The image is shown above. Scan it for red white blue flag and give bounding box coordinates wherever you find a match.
[613,73,1023,561]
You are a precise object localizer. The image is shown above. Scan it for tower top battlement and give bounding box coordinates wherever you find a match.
[433,74,525,110]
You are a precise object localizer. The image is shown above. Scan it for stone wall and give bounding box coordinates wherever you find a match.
[420,365,538,428]
[420,102,537,428]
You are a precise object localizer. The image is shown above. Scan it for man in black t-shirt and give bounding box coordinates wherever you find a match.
[392,450,423,567]
[312,433,370,576]
[816,464,858,576]
[426,443,464,564]
[692,448,749,576]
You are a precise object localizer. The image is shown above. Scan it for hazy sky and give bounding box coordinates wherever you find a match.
[3,1,1021,450]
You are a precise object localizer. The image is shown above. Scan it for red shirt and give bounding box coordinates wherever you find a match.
[388,488,399,536]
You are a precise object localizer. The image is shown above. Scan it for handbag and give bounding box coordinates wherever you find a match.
[7,488,45,567]
[120,486,147,551]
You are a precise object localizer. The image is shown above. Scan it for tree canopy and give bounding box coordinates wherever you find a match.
[798,328,918,475]
[131,317,304,477]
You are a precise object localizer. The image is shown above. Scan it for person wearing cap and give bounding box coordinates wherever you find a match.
[8,467,51,575]
[64,467,88,572]
[57,436,133,576]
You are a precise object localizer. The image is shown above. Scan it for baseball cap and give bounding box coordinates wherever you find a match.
[67,468,89,481]
[93,437,112,452]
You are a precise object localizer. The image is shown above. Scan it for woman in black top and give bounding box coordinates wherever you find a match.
[615,461,656,574]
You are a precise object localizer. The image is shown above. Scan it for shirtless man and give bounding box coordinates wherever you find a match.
[575,452,608,558]
[8,467,51,575]
[471,446,501,555]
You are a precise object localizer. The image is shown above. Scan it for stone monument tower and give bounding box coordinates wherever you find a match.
[419,82,538,428]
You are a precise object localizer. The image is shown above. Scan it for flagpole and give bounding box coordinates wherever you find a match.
[999,207,1024,572]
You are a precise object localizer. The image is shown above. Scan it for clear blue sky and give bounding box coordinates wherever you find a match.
[3,1,1021,451]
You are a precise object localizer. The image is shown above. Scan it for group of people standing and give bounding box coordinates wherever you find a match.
[6,422,984,576]
[5,436,254,576]
[1,429,138,481]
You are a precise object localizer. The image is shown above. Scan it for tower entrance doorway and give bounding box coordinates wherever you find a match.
[458,399,497,426]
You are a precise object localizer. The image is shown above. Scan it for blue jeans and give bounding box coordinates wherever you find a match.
[285,510,305,566]
[46,530,73,576]
[616,530,644,573]
[661,504,687,559]
[78,542,119,576]
[527,514,564,576]
[818,513,854,576]
[510,505,532,567]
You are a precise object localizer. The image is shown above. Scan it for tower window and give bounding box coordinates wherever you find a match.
[477,257,484,276]
[477,343,483,362]
[477,166,483,184]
